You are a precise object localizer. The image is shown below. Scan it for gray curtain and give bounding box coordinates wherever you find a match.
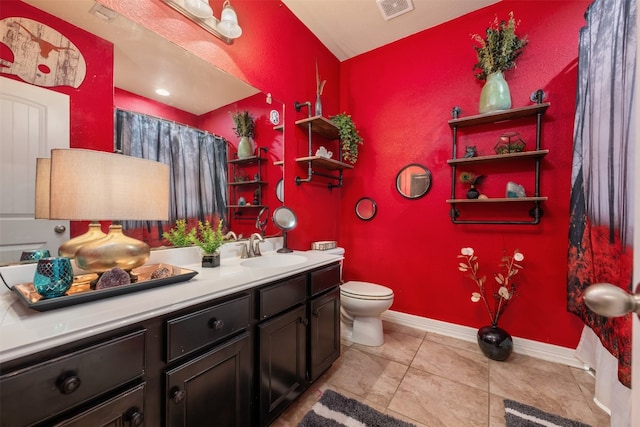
[567,0,636,388]
[115,109,228,243]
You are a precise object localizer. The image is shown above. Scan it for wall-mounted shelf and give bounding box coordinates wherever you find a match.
[446,197,548,204]
[273,124,284,132]
[293,104,348,189]
[228,150,267,220]
[273,160,283,166]
[448,91,549,225]
[447,150,549,166]
[295,156,353,171]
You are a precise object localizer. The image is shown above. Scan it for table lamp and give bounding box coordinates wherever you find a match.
[35,157,107,257]
[47,149,169,277]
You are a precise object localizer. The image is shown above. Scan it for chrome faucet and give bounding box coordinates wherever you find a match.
[248,233,265,257]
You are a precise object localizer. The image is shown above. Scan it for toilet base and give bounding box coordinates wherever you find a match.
[343,316,384,347]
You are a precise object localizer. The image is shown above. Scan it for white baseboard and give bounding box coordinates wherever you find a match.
[381,310,584,369]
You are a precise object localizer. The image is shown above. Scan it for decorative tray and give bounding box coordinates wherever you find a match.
[12,264,198,312]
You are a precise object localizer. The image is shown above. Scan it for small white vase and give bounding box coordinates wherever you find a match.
[479,71,512,114]
[237,136,254,158]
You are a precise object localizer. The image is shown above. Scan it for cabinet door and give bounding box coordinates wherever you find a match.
[54,384,145,427]
[165,332,252,427]
[309,287,341,381]
[258,305,307,427]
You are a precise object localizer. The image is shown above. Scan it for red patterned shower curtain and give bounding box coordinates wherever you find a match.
[567,0,636,387]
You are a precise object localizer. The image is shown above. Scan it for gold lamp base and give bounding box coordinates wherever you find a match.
[58,222,107,258]
[74,224,150,273]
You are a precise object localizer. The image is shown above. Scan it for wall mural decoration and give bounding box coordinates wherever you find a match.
[567,0,636,389]
[0,17,86,88]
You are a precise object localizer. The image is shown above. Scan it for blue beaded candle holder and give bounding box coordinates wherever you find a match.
[33,257,73,299]
[20,249,51,263]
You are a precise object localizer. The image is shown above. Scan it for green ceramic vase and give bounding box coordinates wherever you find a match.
[237,136,254,158]
[479,71,511,114]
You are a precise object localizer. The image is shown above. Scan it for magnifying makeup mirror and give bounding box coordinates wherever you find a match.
[272,206,297,253]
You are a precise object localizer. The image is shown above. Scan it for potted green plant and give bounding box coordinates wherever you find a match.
[190,219,225,267]
[471,11,528,113]
[231,110,256,158]
[162,219,196,247]
[330,113,363,165]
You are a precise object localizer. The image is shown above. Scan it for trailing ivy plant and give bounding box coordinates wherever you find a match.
[331,113,363,165]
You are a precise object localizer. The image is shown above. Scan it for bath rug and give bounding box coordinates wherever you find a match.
[298,389,415,427]
[504,399,592,427]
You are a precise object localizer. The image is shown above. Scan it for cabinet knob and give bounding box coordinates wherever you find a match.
[170,387,185,404]
[126,408,144,426]
[208,318,224,330]
[299,317,309,326]
[57,373,81,395]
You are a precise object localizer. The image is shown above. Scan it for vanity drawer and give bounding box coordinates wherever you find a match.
[258,274,307,320]
[0,329,145,427]
[310,263,341,296]
[166,294,250,363]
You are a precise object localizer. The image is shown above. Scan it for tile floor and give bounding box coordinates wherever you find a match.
[273,321,611,427]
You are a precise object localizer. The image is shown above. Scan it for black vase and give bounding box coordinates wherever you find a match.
[466,186,480,199]
[477,324,513,361]
[201,253,220,268]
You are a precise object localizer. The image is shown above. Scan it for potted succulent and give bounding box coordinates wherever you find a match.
[330,113,363,165]
[471,11,528,113]
[190,220,225,268]
[231,110,256,158]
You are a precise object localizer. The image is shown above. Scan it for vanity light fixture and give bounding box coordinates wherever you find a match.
[47,149,169,277]
[161,0,242,44]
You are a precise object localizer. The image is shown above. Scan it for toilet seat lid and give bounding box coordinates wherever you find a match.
[341,281,393,298]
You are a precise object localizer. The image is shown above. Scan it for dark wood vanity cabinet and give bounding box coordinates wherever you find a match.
[164,332,252,427]
[0,329,146,427]
[163,293,253,427]
[256,262,341,426]
[0,261,342,427]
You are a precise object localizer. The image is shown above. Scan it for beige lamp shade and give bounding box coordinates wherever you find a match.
[49,149,169,221]
[34,158,50,219]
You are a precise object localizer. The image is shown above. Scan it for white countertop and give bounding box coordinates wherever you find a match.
[0,241,342,364]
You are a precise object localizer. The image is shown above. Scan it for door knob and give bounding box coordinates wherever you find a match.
[584,283,640,317]
[54,225,66,234]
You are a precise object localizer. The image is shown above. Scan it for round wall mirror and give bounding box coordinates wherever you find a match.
[355,197,377,221]
[275,178,284,203]
[396,164,432,199]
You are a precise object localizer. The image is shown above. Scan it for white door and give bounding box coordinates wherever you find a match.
[0,77,70,264]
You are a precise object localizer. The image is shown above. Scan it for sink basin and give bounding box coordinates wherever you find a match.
[240,254,307,268]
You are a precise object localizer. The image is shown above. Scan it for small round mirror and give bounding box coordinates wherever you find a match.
[275,178,284,203]
[396,164,432,199]
[355,197,377,221]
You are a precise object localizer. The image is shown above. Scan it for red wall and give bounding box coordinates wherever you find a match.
[1,0,114,152]
[337,0,591,347]
[7,0,592,348]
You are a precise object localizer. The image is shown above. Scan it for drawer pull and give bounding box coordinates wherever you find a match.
[170,386,185,404]
[57,373,81,395]
[126,408,144,426]
[208,318,224,330]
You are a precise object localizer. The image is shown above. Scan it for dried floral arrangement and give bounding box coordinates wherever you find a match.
[472,11,528,81]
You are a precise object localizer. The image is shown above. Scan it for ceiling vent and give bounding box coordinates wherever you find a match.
[376,0,414,21]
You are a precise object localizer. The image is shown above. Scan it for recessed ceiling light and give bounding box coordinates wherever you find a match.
[155,88,170,97]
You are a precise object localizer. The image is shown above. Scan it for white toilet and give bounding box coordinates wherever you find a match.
[322,247,394,347]
[340,281,394,346]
